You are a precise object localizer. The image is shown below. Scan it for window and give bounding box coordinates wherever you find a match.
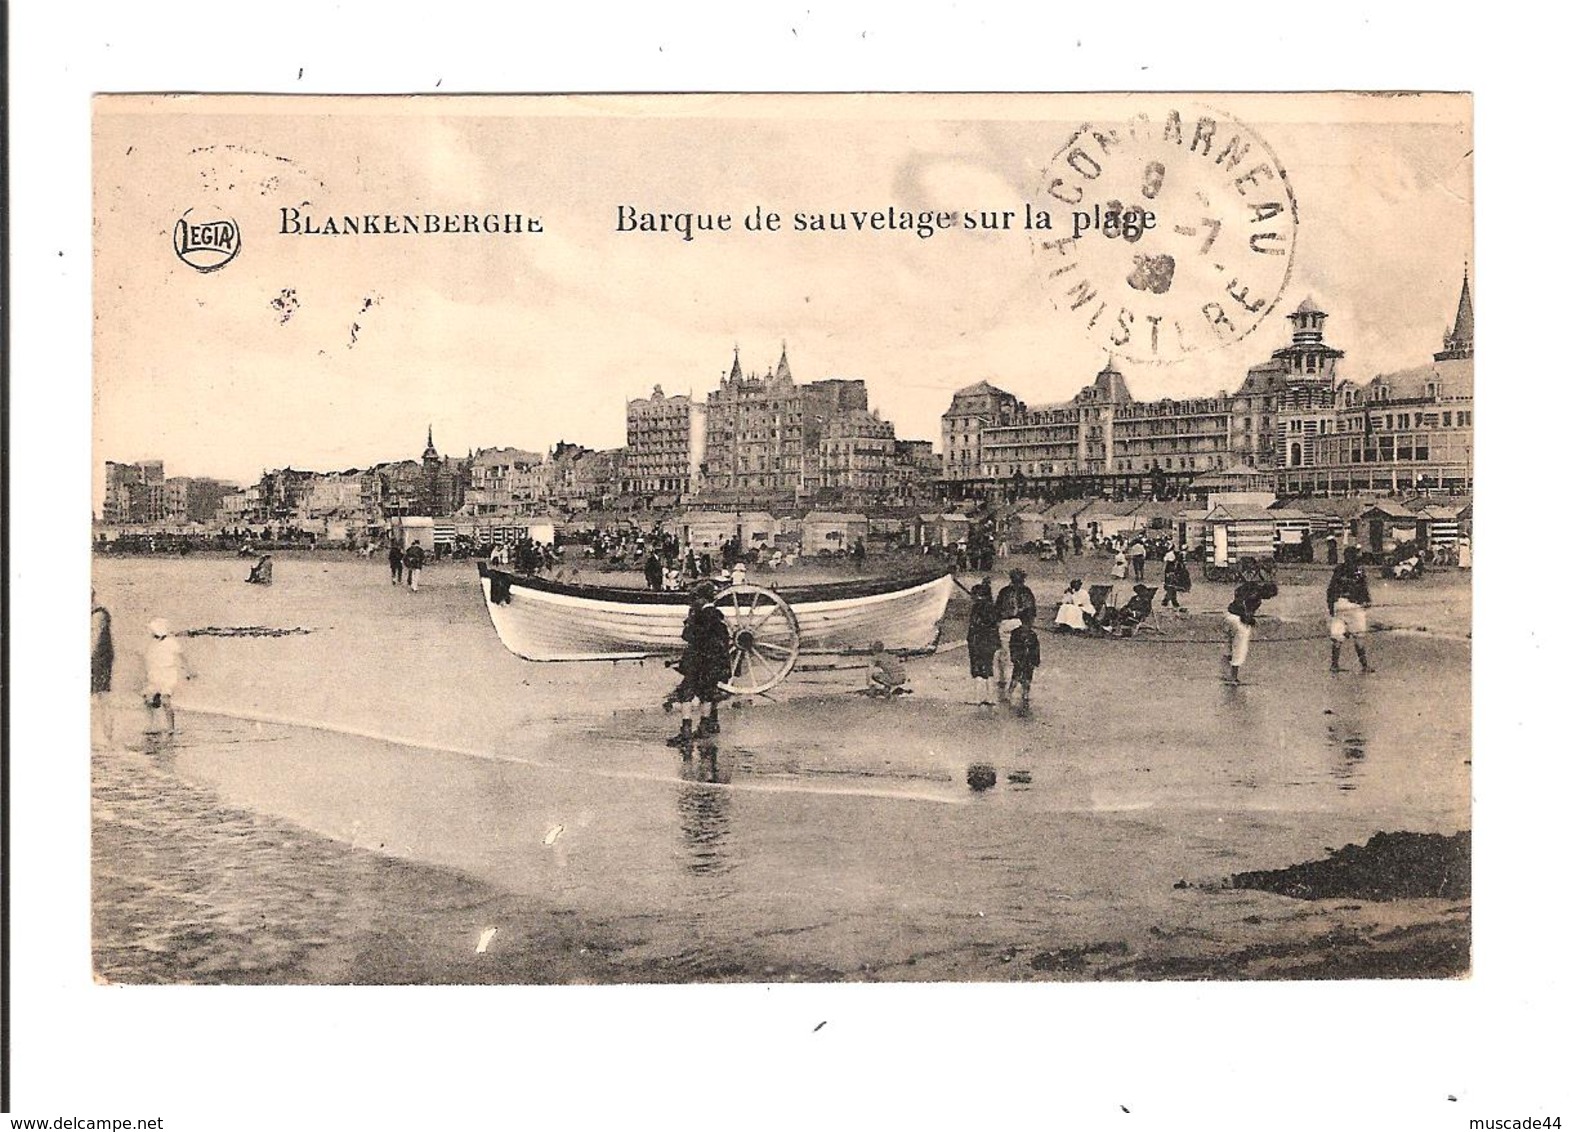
[1443,412,1453,426]
[1458,411,1472,426]
[1398,413,1410,429]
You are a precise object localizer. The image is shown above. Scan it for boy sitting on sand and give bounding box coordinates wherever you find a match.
[867,641,909,699]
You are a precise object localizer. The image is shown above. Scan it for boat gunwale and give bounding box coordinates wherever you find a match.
[478,561,953,606]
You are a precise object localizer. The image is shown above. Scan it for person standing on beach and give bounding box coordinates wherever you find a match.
[388,542,404,585]
[668,581,731,746]
[1006,611,1040,712]
[143,618,192,740]
[1129,536,1147,581]
[1327,546,1375,674]
[1222,580,1278,685]
[966,583,1001,705]
[644,550,664,590]
[993,568,1037,702]
[91,590,115,747]
[404,542,426,592]
[1162,547,1190,611]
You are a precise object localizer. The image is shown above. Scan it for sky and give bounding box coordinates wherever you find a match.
[92,93,1472,498]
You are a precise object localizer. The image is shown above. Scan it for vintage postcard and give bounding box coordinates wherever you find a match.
[89,92,1472,986]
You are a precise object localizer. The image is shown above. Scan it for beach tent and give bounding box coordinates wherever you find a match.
[1036,499,1092,532]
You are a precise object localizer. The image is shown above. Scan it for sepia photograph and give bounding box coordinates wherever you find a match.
[11,2,1571,1123]
[87,92,1474,987]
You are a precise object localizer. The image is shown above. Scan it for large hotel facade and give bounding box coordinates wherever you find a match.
[619,344,927,507]
[940,275,1474,499]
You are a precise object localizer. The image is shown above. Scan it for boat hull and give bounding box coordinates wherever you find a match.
[478,565,952,662]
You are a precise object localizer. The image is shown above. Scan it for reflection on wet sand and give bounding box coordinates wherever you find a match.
[677,741,734,876]
[1325,682,1372,792]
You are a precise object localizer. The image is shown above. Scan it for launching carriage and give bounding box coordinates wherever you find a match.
[476,563,953,695]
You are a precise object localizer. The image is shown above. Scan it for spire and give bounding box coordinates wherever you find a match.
[728,345,742,382]
[423,425,438,460]
[777,341,792,382]
[1450,267,1473,345]
[1435,266,1474,361]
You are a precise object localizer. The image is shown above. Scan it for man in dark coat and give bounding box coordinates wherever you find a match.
[668,581,733,746]
[388,542,404,584]
[644,550,664,591]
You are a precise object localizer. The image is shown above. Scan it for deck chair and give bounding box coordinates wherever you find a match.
[1117,585,1162,636]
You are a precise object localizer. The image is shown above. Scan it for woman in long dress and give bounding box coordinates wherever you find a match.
[966,583,1001,705]
[1053,579,1097,632]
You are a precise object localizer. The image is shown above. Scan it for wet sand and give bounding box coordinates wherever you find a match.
[91,555,1471,983]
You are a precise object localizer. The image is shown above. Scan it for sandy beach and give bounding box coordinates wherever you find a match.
[90,552,1471,983]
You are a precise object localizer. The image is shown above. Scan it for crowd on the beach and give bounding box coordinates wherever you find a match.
[656,536,1386,747]
[90,516,1405,753]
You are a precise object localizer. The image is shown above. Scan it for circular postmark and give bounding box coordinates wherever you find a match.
[1030,102,1297,364]
[172,208,242,272]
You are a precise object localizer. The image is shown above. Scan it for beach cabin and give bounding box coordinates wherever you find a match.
[868,513,909,549]
[464,518,556,548]
[678,511,740,551]
[1079,499,1144,541]
[1176,508,1209,553]
[1203,505,1277,574]
[916,512,972,548]
[1128,499,1185,534]
[1415,504,1461,550]
[738,512,780,552]
[390,515,435,553]
[1291,498,1371,560]
[1268,508,1317,562]
[1353,501,1420,555]
[802,511,870,555]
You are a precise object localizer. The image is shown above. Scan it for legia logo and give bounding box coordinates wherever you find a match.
[173,210,242,272]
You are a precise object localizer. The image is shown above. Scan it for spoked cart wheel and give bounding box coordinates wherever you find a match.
[716,584,802,695]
